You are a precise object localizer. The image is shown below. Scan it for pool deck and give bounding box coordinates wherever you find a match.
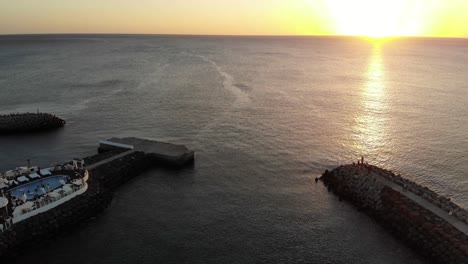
[9,175,68,199]
[0,137,194,256]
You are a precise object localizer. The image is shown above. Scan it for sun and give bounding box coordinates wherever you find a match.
[325,0,425,38]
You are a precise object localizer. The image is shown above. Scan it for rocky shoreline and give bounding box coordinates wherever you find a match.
[0,113,65,134]
[0,142,193,259]
[321,163,468,264]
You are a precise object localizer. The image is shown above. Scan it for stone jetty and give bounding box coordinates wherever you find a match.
[98,137,195,167]
[0,137,194,258]
[0,113,65,134]
[321,160,468,264]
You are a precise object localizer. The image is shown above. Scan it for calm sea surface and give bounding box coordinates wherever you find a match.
[1,35,467,263]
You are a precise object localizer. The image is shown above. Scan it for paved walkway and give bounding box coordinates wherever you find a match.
[85,150,136,170]
[371,171,468,236]
[104,137,191,157]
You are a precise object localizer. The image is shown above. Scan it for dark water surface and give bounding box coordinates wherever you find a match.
[1,35,467,263]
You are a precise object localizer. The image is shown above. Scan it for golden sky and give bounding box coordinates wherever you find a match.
[1,0,467,37]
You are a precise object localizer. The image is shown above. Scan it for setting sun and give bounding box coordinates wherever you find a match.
[325,0,426,38]
[0,0,467,37]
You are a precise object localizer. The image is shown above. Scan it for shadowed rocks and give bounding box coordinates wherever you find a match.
[0,113,65,134]
[321,164,468,264]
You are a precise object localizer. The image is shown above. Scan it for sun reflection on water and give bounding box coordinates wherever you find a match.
[352,44,390,157]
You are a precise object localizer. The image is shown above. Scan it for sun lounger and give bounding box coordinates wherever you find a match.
[29,173,41,179]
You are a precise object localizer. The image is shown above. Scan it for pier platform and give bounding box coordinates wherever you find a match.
[98,137,194,166]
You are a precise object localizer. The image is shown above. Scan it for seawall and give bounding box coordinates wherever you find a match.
[0,139,194,258]
[321,163,468,264]
[0,113,65,134]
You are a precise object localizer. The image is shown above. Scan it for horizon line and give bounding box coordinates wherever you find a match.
[0,33,467,40]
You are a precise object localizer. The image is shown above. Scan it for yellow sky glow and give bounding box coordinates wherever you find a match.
[0,0,467,38]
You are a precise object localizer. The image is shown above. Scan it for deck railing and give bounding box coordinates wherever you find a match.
[0,182,88,229]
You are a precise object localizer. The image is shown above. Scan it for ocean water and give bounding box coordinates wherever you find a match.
[1,35,467,263]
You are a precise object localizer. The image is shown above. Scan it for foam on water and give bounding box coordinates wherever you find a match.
[184,52,251,106]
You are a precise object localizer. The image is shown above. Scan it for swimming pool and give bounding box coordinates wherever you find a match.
[9,175,68,200]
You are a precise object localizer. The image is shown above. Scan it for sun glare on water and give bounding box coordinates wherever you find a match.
[325,0,425,38]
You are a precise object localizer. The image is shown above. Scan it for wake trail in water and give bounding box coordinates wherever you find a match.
[135,63,170,91]
[179,52,251,149]
[183,52,250,106]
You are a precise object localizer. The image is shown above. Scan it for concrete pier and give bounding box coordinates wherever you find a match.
[99,137,194,166]
[321,162,468,264]
[0,137,194,258]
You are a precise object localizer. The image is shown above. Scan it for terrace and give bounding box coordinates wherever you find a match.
[0,160,88,231]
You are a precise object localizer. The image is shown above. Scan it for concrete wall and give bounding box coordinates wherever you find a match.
[367,165,468,225]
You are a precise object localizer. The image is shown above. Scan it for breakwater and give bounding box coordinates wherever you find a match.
[0,113,65,134]
[321,162,468,264]
[0,138,194,258]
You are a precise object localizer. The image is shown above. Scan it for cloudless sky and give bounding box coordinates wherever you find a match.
[1,0,467,37]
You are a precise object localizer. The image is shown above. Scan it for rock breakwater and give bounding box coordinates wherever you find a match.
[0,113,65,134]
[321,163,468,264]
[367,164,468,225]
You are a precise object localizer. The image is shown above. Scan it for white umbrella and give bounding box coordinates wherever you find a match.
[22,201,34,211]
[0,197,8,208]
[40,188,46,194]
[21,193,27,203]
